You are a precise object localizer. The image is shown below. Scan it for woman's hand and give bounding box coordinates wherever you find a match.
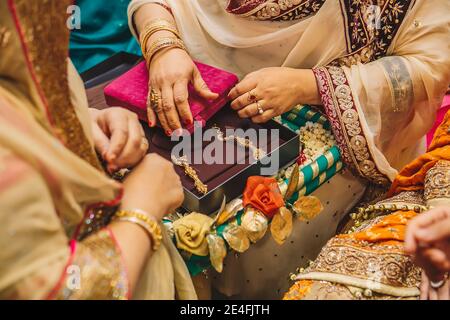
[120,154,184,220]
[228,67,321,124]
[147,48,219,136]
[420,272,449,300]
[89,108,148,173]
[405,206,450,274]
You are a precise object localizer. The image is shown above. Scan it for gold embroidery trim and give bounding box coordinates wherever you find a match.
[301,237,421,290]
[313,65,390,185]
[424,160,450,202]
[55,229,129,300]
[231,0,326,22]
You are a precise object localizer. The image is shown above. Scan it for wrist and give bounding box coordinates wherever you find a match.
[295,69,322,106]
[114,208,163,251]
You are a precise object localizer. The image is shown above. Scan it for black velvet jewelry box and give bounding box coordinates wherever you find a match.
[82,52,300,214]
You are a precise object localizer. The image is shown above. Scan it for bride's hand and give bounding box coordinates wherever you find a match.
[228,67,320,123]
[147,48,219,136]
[90,108,148,173]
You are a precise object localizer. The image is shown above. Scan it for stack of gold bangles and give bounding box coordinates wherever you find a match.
[139,18,187,69]
[114,209,163,251]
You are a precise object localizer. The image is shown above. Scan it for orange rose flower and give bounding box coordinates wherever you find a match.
[243,176,285,219]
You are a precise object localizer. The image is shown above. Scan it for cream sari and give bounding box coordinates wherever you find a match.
[128,0,450,298]
[0,0,196,300]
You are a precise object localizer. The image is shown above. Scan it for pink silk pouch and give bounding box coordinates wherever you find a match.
[104,61,239,133]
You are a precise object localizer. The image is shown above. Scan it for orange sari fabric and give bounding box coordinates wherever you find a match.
[389,110,450,196]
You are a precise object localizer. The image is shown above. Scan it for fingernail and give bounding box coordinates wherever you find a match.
[184,118,193,126]
[166,130,173,137]
[148,121,154,127]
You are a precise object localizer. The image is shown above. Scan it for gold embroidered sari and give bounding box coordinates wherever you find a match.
[0,0,196,300]
[284,110,450,300]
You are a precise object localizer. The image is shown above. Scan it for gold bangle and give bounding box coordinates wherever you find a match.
[115,209,163,251]
[139,19,180,54]
[145,37,186,67]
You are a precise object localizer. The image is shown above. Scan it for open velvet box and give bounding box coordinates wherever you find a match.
[81,52,300,213]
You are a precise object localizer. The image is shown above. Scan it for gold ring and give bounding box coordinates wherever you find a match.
[148,88,160,111]
[430,273,448,289]
[248,90,258,102]
[256,101,264,115]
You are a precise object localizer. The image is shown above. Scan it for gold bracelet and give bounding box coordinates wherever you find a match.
[115,209,163,251]
[139,19,180,55]
[145,37,186,67]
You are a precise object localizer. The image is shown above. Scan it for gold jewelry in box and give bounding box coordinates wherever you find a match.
[145,37,186,68]
[213,126,266,160]
[115,209,163,251]
[172,155,208,195]
[139,18,181,55]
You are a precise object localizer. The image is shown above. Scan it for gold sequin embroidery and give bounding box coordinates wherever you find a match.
[11,0,102,170]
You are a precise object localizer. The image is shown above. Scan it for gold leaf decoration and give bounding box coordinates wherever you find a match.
[241,207,269,243]
[207,233,227,273]
[215,198,244,226]
[285,163,299,201]
[270,207,293,245]
[294,196,324,221]
[222,225,250,253]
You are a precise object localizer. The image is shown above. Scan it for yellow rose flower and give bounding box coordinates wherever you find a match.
[173,213,214,256]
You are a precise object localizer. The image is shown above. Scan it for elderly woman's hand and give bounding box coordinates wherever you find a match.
[228,67,321,123]
[147,48,219,136]
[90,107,148,173]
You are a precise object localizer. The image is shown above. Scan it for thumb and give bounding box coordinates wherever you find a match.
[192,67,219,100]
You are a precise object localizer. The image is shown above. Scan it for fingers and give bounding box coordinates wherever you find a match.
[405,207,450,254]
[192,67,219,100]
[421,248,450,274]
[152,87,170,136]
[147,102,157,128]
[161,85,182,135]
[173,80,193,126]
[111,116,148,171]
[252,109,275,124]
[415,216,450,244]
[237,100,267,119]
[91,121,110,159]
[105,111,129,163]
[228,77,258,101]
[438,279,450,300]
[230,89,257,111]
[420,272,429,300]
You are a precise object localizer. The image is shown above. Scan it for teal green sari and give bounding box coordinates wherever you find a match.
[69,0,141,73]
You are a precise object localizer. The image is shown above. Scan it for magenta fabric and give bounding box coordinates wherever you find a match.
[427,95,450,147]
[104,61,239,133]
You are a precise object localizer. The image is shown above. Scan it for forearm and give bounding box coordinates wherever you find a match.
[108,221,152,293]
